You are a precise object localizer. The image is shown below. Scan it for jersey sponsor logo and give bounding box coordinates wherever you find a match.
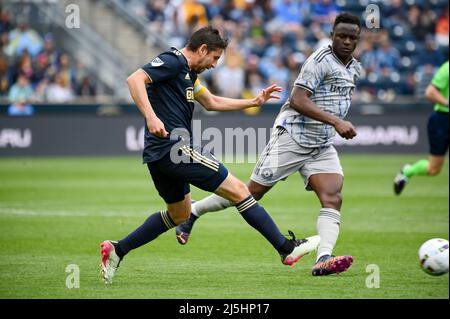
[151,57,164,67]
[330,84,354,96]
[186,87,195,102]
[185,73,191,80]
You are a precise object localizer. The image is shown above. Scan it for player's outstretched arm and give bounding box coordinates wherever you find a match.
[289,87,357,140]
[127,69,168,138]
[195,84,282,112]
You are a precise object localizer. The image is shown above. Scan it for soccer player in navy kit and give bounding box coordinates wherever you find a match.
[100,27,319,284]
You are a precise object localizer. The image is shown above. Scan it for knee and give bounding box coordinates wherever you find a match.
[319,192,342,210]
[168,209,190,225]
[229,181,252,204]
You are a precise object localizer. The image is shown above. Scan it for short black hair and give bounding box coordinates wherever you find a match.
[187,26,229,52]
[333,12,361,31]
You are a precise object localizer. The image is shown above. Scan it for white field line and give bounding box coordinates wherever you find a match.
[0,208,146,217]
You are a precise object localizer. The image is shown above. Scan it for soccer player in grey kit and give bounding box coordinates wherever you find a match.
[176,13,363,276]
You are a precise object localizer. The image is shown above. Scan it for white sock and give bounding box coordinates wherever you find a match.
[192,194,233,217]
[316,208,341,262]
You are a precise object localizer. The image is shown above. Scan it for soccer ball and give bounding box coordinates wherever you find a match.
[418,238,449,276]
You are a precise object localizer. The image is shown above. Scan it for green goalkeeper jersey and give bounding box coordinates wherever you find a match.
[431,61,449,113]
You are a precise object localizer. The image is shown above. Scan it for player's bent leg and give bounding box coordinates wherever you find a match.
[101,194,190,283]
[176,180,273,245]
[176,194,233,245]
[167,193,192,225]
[309,173,343,210]
[247,179,272,201]
[175,171,243,246]
[308,173,352,275]
[428,155,445,176]
[173,196,200,245]
[395,111,449,194]
[214,173,251,203]
[215,174,320,266]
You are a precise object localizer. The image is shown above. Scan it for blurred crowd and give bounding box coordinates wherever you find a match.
[1,1,449,116]
[127,0,449,102]
[0,7,96,115]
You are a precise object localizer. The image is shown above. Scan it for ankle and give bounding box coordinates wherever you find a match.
[278,238,296,255]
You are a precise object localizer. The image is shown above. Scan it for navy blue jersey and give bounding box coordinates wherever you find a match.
[141,47,204,163]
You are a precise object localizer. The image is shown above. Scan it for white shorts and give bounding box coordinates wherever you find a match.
[251,127,343,190]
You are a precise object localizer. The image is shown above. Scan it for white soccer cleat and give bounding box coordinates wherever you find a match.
[100,240,121,284]
[281,232,321,266]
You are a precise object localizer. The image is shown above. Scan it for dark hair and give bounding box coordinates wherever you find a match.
[187,26,229,52]
[333,12,361,31]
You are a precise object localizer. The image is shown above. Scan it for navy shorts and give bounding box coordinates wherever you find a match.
[147,145,229,204]
[427,111,449,156]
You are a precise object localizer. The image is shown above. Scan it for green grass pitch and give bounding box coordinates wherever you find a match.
[0,155,448,299]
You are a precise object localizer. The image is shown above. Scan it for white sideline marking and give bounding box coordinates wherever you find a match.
[0,208,145,217]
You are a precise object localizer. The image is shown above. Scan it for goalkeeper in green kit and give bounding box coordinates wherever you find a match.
[394,61,449,195]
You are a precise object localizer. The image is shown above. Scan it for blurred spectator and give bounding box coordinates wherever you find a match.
[0,53,9,96]
[262,30,284,59]
[435,5,449,47]
[407,5,436,41]
[146,0,166,23]
[418,36,445,67]
[0,31,9,57]
[8,73,34,116]
[45,73,74,103]
[214,47,245,98]
[286,51,305,89]
[205,0,224,20]
[360,42,377,74]
[6,17,43,57]
[57,53,76,91]
[0,7,13,33]
[245,72,265,97]
[415,64,436,97]
[273,0,310,26]
[12,52,34,85]
[397,72,417,96]
[182,0,209,34]
[313,29,332,50]
[384,0,407,25]
[373,37,401,74]
[76,76,96,97]
[311,0,339,29]
[34,52,52,85]
[37,33,59,68]
[264,56,290,102]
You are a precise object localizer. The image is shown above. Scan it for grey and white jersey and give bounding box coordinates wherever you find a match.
[275,45,362,148]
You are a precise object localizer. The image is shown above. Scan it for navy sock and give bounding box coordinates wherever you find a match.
[236,196,288,253]
[117,210,176,256]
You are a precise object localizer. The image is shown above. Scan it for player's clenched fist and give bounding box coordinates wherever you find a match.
[147,116,169,138]
[334,120,357,139]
